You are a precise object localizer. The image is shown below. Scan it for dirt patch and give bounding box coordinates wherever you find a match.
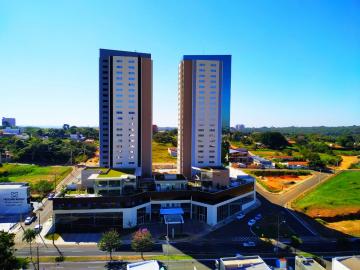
[332,156,359,170]
[305,206,360,218]
[259,175,311,192]
[326,220,360,237]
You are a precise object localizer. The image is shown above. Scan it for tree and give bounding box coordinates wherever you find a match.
[97,230,122,261]
[131,228,154,260]
[290,235,303,248]
[22,229,37,262]
[337,135,355,148]
[259,132,288,149]
[307,153,325,168]
[33,180,53,198]
[0,231,18,269]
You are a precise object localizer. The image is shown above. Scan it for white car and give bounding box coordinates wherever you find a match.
[24,216,36,225]
[236,213,245,220]
[242,241,256,247]
[34,224,42,233]
[247,219,256,226]
[255,213,262,220]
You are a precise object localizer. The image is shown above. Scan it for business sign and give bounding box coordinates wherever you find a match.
[0,188,30,214]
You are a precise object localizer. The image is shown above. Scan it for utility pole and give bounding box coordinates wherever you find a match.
[36,246,40,270]
[54,174,57,192]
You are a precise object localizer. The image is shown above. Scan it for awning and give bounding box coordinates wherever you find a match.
[164,214,184,225]
[160,208,184,215]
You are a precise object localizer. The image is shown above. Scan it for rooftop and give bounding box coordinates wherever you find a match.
[296,256,325,270]
[100,49,151,59]
[0,182,29,189]
[85,167,136,179]
[197,166,228,172]
[220,256,271,270]
[334,256,360,269]
[154,174,187,181]
[97,169,135,178]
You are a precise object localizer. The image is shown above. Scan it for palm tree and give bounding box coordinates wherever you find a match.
[22,229,37,261]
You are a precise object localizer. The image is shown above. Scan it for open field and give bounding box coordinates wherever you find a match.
[0,164,71,186]
[332,155,359,170]
[326,219,360,237]
[257,174,312,193]
[152,141,176,164]
[293,171,360,217]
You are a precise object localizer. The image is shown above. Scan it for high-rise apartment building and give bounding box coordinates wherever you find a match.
[99,49,152,177]
[177,55,231,178]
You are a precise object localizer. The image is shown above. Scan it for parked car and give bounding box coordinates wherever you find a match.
[24,216,36,225]
[242,241,256,247]
[34,224,42,233]
[236,213,245,220]
[255,213,262,220]
[247,219,256,226]
[48,192,55,200]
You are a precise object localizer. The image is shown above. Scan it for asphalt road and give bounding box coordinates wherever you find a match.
[14,167,82,244]
[26,260,215,270]
[256,171,330,206]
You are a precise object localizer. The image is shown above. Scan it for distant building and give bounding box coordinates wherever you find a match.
[0,183,31,214]
[295,256,325,270]
[2,117,16,128]
[229,147,250,165]
[1,127,21,136]
[332,256,360,270]
[152,124,158,133]
[167,147,177,157]
[252,156,274,169]
[235,124,245,131]
[285,161,309,170]
[69,133,85,141]
[216,255,271,270]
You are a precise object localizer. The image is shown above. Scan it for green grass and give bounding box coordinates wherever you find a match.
[0,163,71,185]
[293,171,360,211]
[97,168,134,178]
[45,233,61,240]
[152,141,177,163]
[350,162,360,169]
[32,254,194,263]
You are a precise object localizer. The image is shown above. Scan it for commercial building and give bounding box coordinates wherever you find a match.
[295,256,325,270]
[99,49,152,177]
[1,117,16,127]
[216,255,271,270]
[332,256,360,270]
[51,50,256,233]
[177,55,231,179]
[0,183,31,214]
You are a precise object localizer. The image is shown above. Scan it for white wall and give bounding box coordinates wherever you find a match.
[112,56,139,169]
[193,60,221,167]
[0,186,30,214]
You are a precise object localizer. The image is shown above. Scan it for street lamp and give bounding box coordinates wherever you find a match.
[276,215,286,253]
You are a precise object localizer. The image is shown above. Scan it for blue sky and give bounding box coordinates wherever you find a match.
[0,0,359,127]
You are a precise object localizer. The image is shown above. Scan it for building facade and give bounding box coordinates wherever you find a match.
[99,49,152,177]
[177,55,231,178]
[0,183,31,214]
[1,117,16,128]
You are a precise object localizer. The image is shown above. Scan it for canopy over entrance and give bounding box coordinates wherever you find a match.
[160,208,184,224]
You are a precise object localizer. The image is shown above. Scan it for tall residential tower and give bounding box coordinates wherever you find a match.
[99,49,152,177]
[177,55,231,178]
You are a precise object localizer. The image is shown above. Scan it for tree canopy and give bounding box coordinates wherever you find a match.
[97,230,122,260]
